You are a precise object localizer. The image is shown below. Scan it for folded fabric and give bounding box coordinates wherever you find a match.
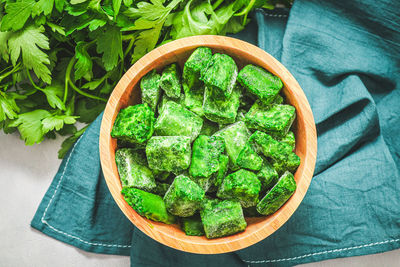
[32,0,400,266]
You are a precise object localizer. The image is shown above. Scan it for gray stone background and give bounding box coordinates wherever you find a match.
[1,132,399,266]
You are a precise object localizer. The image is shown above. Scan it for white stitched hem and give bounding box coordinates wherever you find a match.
[243,239,400,264]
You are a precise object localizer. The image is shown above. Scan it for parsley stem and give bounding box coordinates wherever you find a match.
[234,0,256,25]
[25,68,44,92]
[212,0,224,10]
[65,58,107,103]
[0,63,22,83]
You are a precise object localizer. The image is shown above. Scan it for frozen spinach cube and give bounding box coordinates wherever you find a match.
[160,63,181,99]
[115,148,156,192]
[250,131,292,162]
[236,141,263,171]
[152,182,170,197]
[181,215,205,236]
[111,104,155,144]
[238,64,283,105]
[157,92,185,115]
[183,83,204,117]
[280,131,295,150]
[203,84,240,124]
[200,199,247,238]
[271,152,301,174]
[256,171,297,215]
[140,70,161,111]
[189,135,225,179]
[155,101,203,141]
[146,136,191,173]
[121,187,176,224]
[199,119,219,136]
[164,175,205,217]
[257,161,279,191]
[245,102,296,138]
[200,53,238,98]
[213,154,229,189]
[217,169,261,208]
[213,121,250,170]
[183,47,212,90]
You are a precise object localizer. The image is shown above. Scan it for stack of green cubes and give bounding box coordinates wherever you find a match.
[111,47,301,239]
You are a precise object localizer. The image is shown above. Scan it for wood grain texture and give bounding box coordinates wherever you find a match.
[99,36,317,254]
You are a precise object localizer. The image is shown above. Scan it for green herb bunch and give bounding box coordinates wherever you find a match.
[0,0,288,158]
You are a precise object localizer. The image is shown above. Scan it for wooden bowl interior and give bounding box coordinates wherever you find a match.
[100,36,317,254]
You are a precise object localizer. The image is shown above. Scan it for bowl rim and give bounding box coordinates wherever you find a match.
[99,35,317,254]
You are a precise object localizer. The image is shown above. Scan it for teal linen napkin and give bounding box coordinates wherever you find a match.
[32,0,400,266]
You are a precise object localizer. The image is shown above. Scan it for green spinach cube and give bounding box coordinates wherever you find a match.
[151,182,171,197]
[200,53,238,98]
[163,175,205,217]
[189,135,225,179]
[212,154,229,189]
[155,101,203,141]
[203,84,240,124]
[146,136,191,173]
[115,148,156,192]
[245,102,296,138]
[160,63,181,99]
[183,47,213,90]
[200,199,247,238]
[250,131,300,173]
[140,70,161,111]
[183,83,204,117]
[121,187,176,224]
[256,171,297,215]
[280,131,296,150]
[111,104,155,144]
[236,141,263,171]
[181,215,205,236]
[217,169,261,208]
[213,121,250,170]
[237,64,283,105]
[257,161,279,191]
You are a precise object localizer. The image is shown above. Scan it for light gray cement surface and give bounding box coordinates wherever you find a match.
[0,132,398,266]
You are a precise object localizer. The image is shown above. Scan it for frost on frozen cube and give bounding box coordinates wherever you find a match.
[163,175,205,217]
[146,136,191,174]
[121,187,175,224]
[203,84,240,124]
[183,47,212,90]
[200,53,238,98]
[159,63,181,99]
[238,64,283,105]
[111,104,155,144]
[115,148,156,192]
[217,169,261,208]
[200,199,247,238]
[280,131,296,150]
[256,171,297,216]
[140,70,161,111]
[245,101,296,138]
[155,101,203,141]
[213,121,250,170]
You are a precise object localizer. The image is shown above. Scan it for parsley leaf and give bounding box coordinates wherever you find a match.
[41,84,66,110]
[93,25,123,71]
[1,0,36,32]
[41,114,77,132]
[74,41,93,81]
[8,109,51,145]
[8,25,51,84]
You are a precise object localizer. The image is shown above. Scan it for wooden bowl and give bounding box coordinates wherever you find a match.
[99,35,317,254]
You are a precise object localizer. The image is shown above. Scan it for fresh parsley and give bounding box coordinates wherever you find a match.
[0,0,290,158]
